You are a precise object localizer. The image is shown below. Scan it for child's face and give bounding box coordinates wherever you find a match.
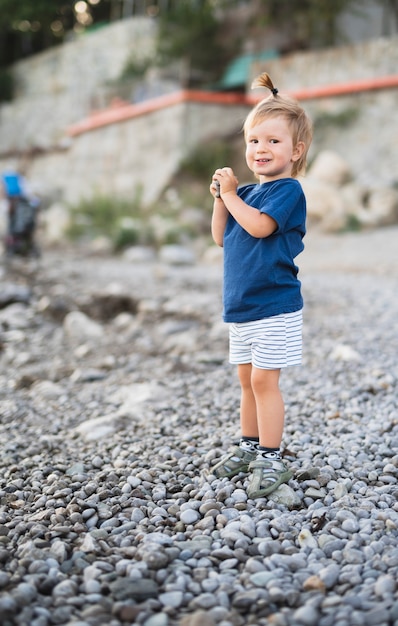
[245,115,304,183]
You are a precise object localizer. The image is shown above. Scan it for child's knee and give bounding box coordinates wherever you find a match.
[251,367,280,393]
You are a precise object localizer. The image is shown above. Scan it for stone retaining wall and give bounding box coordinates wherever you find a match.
[0,17,397,205]
[27,98,250,205]
[0,17,156,153]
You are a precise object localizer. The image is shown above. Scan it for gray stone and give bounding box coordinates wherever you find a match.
[158,591,184,609]
[1,228,398,626]
[109,578,159,601]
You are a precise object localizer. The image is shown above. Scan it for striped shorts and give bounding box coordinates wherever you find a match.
[229,310,303,369]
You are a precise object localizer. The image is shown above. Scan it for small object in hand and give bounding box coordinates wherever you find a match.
[215,181,221,198]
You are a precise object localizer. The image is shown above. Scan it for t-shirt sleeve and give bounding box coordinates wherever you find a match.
[259,181,303,232]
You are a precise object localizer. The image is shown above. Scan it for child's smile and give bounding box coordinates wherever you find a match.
[245,116,303,183]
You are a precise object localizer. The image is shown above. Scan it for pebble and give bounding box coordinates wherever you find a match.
[1,242,398,626]
[180,509,201,525]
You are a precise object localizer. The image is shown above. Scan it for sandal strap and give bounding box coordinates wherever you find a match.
[212,445,256,478]
[249,457,286,471]
[248,457,292,498]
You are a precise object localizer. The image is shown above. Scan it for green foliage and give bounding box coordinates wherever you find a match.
[156,0,229,86]
[314,107,359,130]
[66,193,149,249]
[0,67,13,101]
[66,191,202,251]
[154,0,370,87]
[119,55,152,81]
[344,214,362,232]
[0,0,67,27]
[0,0,117,65]
[263,0,366,48]
[68,194,138,232]
[180,139,234,181]
[113,217,154,250]
[1,0,390,78]
[0,0,74,66]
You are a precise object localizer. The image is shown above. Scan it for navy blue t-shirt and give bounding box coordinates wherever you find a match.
[223,178,306,323]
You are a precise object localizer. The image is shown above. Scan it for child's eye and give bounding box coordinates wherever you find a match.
[270,139,279,144]
[249,139,258,144]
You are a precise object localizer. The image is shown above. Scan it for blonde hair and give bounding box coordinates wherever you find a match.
[244,73,313,177]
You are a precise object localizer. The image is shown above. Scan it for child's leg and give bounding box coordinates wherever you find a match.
[211,363,258,479]
[250,367,284,448]
[247,366,292,497]
[237,363,258,438]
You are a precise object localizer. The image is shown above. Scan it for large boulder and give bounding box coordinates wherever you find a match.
[308,150,353,186]
[340,182,367,219]
[365,187,398,226]
[299,177,347,232]
[63,310,104,343]
[303,151,398,232]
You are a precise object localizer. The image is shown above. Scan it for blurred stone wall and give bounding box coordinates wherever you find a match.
[0,17,157,153]
[26,100,250,205]
[0,18,397,206]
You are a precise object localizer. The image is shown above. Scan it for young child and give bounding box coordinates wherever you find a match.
[210,72,313,498]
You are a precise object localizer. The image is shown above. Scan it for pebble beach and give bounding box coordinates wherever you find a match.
[0,226,397,626]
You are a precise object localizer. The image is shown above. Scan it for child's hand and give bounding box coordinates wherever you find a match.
[213,167,238,197]
[210,179,221,198]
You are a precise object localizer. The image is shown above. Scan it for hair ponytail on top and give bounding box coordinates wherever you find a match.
[244,72,313,178]
[251,72,279,96]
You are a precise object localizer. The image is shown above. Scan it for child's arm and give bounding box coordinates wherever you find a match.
[210,179,229,247]
[211,198,229,247]
[214,167,277,238]
[223,192,277,238]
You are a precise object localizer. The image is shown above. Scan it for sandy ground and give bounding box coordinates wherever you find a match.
[1,224,397,295]
[300,225,398,276]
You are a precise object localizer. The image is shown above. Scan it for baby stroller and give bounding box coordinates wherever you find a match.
[2,171,40,257]
[5,195,40,257]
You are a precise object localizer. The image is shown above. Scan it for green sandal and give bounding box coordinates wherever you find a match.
[247,457,292,498]
[212,445,256,478]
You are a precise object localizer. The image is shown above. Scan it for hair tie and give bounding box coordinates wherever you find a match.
[271,87,279,96]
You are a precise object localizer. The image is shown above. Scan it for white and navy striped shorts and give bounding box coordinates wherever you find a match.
[229,310,303,369]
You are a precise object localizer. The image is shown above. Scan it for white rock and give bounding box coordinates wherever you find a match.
[330,344,360,361]
[63,311,103,341]
[163,330,199,355]
[123,245,157,263]
[87,236,113,255]
[298,528,318,549]
[158,244,196,265]
[308,150,352,186]
[73,414,119,440]
[334,483,348,499]
[300,177,347,232]
[366,187,398,226]
[267,484,302,508]
[107,383,161,418]
[113,312,135,328]
[49,540,68,563]
[374,574,396,598]
[180,509,200,525]
[340,182,368,218]
[83,565,102,584]
[158,591,184,609]
[31,380,65,398]
[0,303,30,330]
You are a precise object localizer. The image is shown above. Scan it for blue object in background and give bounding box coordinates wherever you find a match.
[2,171,23,197]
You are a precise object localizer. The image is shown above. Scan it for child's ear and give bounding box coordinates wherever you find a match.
[292,141,305,162]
